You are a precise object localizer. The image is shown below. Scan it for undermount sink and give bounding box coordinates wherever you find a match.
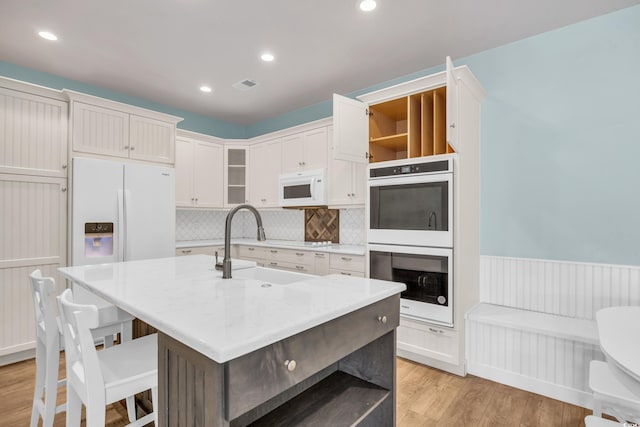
[233,267,314,285]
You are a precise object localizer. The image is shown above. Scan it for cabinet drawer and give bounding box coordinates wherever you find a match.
[238,245,268,259]
[268,248,313,266]
[329,254,365,273]
[226,294,399,419]
[397,317,459,365]
[265,260,313,274]
[175,246,214,256]
[329,268,364,278]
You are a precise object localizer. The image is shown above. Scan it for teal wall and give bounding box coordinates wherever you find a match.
[0,61,248,139]
[3,5,640,265]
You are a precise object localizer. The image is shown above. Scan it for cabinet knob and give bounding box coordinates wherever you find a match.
[62,164,67,169]
[450,123,456,129]
[302,161,306,166]
[340,272,351,276]
[270,250,278,253]
[61,187,67,192]
[130,146,136,151]
[428,327,443,334]
[182,249,192,254]
[124,145,130,149]
[284,359,297,372]
[378,315,388,324]
[295,252,304,256]
[341,257,352,261]
[195,198,198,203]
[248,247,255,251]
[295,265,305,270]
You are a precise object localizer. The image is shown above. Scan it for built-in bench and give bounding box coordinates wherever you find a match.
[466,256,640,409]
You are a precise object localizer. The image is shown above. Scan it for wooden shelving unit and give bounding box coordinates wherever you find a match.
[368,85,451,163]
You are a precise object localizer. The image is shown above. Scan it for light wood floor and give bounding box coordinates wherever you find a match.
[1,354,594,426]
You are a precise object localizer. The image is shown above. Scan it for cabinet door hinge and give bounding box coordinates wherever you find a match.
[365,152,370,159]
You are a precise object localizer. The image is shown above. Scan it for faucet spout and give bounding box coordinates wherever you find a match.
[216,204,266,279]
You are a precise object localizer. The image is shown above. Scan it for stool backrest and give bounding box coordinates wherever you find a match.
[28,270,58,341]
[57,289,105,396]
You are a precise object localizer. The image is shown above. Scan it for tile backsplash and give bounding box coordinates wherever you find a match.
[176,208,365,245]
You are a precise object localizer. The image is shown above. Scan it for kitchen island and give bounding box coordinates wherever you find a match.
[59,255,405,426]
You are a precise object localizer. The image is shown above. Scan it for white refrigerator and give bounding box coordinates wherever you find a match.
[72,157,176,267]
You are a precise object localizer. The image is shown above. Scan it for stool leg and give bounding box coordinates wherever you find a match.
[592,395,603,417]
[121,319,136,422]
[42,338,60,427]
[85,392,106,427]
[30,338,46,427]
[65,387,82,427]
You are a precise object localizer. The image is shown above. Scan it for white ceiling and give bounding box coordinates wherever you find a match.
[1,0,639,125]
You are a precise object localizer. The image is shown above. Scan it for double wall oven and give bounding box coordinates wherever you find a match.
[367,155,454,326]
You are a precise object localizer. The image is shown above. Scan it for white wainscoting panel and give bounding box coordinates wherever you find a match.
[468,256,640,408]
[480,256,640,320]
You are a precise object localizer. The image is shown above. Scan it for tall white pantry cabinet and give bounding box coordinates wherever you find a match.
[0,79,68,364]
[332,57,485,375]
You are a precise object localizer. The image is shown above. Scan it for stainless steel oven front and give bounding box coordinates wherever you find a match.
[367,156,453,248]
[368,243,453,326]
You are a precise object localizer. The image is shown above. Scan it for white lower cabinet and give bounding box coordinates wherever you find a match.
[329,254,365,277]
[397,317,459,366]
[313,252,330,276]
[236,245,364,277]
[176,245,235,259]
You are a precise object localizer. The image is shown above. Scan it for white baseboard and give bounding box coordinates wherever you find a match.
[468,361,595,409]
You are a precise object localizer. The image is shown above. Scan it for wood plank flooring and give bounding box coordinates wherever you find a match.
[0,354,595,426]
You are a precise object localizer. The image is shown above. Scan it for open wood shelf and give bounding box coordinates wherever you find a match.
[368,85,452,163]
[247,371,389,427]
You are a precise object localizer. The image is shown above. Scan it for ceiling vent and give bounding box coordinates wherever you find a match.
[232,79,259,91]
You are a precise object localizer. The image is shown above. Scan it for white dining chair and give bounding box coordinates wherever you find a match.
[57,288,158,427]
[584,415,624,426]
[28,270,136,427]
[590,359,640,423]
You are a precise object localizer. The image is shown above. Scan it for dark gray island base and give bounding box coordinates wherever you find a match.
[158,294,400,426]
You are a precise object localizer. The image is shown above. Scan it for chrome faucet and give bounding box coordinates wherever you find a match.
[216,204,266,279]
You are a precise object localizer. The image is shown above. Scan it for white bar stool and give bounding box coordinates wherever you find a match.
[57,288,158,427]
[590,360,640,423]
[28,270,136,427]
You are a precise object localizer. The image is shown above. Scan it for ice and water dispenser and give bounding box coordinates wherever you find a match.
[84,222,114,257]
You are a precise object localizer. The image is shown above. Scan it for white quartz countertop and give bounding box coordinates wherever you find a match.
[58,255,404,363]
[176,238,366,256]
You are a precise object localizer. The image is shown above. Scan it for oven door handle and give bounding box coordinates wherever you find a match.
[368,172,451,187]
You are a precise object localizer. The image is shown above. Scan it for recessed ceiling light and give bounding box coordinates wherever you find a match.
[38,31,58,41]
[359,0,376,12]
[200,86,212,93]
[261,53,275,62]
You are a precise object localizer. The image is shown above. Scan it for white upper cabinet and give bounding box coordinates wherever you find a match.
[65,90,182,164]
[175,136,224,208]
[281,127,328,173]
[72,102,130,158]
[332,57,484,164]
[129,114,175,163]
[328,126,366,206]
[0,87,68,177]
[332,94,369,164]
[249,139,282,207]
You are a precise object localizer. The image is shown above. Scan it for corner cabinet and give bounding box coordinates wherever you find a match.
[64,91,182,164]
[224,145,249,207]
[175,135,224,208]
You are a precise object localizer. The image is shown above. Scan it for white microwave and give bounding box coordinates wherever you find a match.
[278,169,327,207]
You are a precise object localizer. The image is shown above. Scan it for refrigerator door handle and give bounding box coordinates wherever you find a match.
[117,189,125,262]
[124,189,132,261]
